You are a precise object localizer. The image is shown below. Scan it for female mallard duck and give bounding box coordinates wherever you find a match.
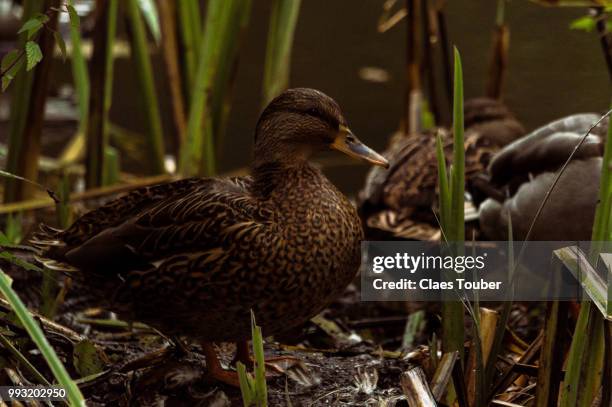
[358,97,524,240]
[479,113,608,241]
[32,88,388,385]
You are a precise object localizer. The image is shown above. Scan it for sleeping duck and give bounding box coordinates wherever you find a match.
[359,97,525,240]
[478,113,608,241]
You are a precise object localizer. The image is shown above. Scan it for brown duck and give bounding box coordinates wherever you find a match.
[359,97,524,240]
[32,88,389,385]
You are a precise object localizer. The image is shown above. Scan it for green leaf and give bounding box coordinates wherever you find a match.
[73,339,108,377]
[0,269,86,406]
[0,252,43,273]
[136,0,161,43]
[1,75,13,92]
[54,31,67,60]
[1,50,20,72]
[1,49,25,92]
[66,4,80,30]
[18,14,49,39]
[25,41,43,71]
[569,15,596,32]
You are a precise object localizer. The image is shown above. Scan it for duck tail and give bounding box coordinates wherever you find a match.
[29,224,80,274]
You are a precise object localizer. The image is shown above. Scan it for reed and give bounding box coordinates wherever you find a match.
[4,0,53,202]
[86,0,118,188]
[176,0,200,101]
[179,0,251,177]
[436,48,465,358]
[237,312,268,407]
[262,0,301,106]
[0,269,85,406]
[126,0,166,174]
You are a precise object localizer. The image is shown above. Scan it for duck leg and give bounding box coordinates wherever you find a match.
[201,342,241,387]
[232,340,300,374]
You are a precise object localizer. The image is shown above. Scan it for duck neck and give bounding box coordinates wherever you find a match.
[251,160,320,200]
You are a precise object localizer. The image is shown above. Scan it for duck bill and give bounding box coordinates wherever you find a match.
[331,126,389,168]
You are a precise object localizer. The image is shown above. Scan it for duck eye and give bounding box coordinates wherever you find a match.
[307,108,320,117]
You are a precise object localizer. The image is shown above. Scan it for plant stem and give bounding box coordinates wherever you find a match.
[0,270,86,406]
[262,0,301,106]
[86,0,118,188]
[158,0,187,155]
[126,0,166,174]
[4,0,59,203]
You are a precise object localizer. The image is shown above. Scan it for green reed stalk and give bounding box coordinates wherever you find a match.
[126,0,165,174]
[85,0,117,188]
[262,0,301,105]
[176,0,200,101]
[438,48,465,358]
[67,0,89,137]
[179,0,250,177]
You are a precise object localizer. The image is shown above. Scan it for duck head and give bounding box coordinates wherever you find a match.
[254,88,389,169]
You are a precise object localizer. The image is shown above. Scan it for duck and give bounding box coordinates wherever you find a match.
[31,88,389,386]
[359,97,524,240]
[478,113,608,241]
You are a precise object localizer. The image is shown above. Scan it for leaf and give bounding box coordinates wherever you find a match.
[73,339,108,377]
[1,75,13,92]
[54,31,67,60]
[0,252,43,273]
[136,0,161,43]
[1,50,20,72]
[18,14,49,39]
[66,4,80,30]
[1,52,25,92]
[25,41,43,71]
[569,15,596,32]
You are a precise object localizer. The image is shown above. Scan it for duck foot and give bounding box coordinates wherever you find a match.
[233,340,301,375]
[202,341,302,387]
[202,342,242,387]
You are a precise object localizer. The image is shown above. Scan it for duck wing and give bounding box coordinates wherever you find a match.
[488,113,606,187]
[33,176,266,275]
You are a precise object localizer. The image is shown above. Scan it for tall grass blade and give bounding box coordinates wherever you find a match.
[136,0,160,44]
[176,0,199,100]
[126,0,165,174]
[450,47,464,244]
[179,0,250,177]
[211,0,253,155]
[67,1,89,138]
[158,0,187,151]
[435,132,450,228]
[0,269,86,406]
[262,0,301,105]
[441,48,465,358]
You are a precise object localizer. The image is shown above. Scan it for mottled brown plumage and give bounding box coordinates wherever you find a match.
[32,89,388,347]
[359,98,525,240]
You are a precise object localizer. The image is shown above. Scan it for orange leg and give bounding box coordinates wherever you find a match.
[201,342,241,387]
[232,341,300,374]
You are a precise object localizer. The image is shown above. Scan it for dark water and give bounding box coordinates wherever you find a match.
[48,1,612,193]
